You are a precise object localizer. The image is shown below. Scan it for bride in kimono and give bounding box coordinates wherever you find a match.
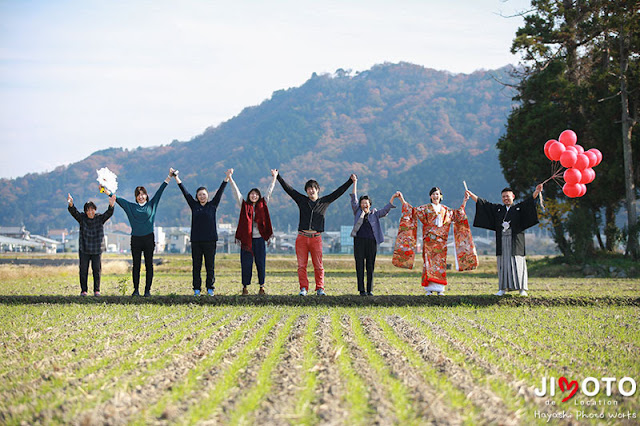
[394,187,478,295]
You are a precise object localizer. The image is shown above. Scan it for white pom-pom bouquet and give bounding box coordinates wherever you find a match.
[96,167,118,194]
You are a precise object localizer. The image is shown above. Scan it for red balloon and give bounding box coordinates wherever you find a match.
[549,141,566,161]
[564,168,582,184]
[578,184,587,197]
[544,139,556,161]
[574,144,584,154]
[589,148,603,166]
[560,150,578,168]
[559,130,578,146]
[580,168,595,184]
[574,153,590,170]
[584,151,598,168]
[563,183,581,198]
[565,145,578,154]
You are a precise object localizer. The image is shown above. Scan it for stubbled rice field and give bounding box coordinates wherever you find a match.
[0,254,638,425]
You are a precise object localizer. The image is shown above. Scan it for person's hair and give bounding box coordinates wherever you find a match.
[196,186,208,196]
[83,201,97,213]
[304,179,320,192]
[359,195,371,205]
[135,186,148,200]
[429,187,443,198]
[501,187,516,197]
[246,188,262,201]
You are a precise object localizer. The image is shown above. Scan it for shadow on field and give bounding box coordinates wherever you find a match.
[0,295,638,307]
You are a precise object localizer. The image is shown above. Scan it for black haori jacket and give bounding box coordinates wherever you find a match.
[473,196,539,256]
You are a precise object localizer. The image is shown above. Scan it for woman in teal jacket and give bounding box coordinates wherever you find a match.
[105,169,174,296]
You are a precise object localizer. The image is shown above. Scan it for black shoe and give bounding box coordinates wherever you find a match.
[132,289,140,297]
[359,291,367,296]
[144,290,151,297]
[367,291,374,296]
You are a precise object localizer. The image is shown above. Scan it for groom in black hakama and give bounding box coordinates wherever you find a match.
[466,184,543,296]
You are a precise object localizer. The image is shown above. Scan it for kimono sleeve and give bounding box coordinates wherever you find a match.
[473,197,499,231]
[392,203,417,269]
[517,196,539,231]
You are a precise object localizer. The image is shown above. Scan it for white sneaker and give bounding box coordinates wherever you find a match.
[299,288,308,296]
[424,290,432,296]
[495,290,505,296]
[437,291,444,296]
[519,290,528,296]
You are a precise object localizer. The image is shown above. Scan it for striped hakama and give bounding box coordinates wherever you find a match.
[497,229,528,291]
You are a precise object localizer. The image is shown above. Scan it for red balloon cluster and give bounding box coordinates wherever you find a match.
[543,130,603,198]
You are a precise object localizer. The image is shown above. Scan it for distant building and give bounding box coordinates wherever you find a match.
[164,227,190,253]
[29,235,59,254]
[0,235,41,253]
[0,226,30,240]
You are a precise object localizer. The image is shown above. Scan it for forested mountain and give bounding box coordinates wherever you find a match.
[0,62,517,234]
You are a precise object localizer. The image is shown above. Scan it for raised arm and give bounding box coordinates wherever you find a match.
[176,177,197,209]
[101,197,115,224]
[374,192,399,219]
[228,169,244,208]
[465,190,478,203]
[67,193,82,222]
[321,174,356,204]
[532,183,543,200]
[210,169,231,207]
[350,175,359,213]
[264,169,278,204]
[276,173,306,202]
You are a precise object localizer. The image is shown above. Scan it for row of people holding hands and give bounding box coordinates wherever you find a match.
[69,168,543,297]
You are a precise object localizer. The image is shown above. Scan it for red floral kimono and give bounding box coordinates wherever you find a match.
[393,202,478,288]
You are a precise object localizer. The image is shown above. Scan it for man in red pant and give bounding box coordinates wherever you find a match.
[277,172,355,295]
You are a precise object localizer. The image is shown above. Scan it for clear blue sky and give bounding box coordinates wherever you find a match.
[0,0,531,179]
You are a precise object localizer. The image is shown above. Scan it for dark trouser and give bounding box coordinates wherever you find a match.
[354,237,377,293]
[192,240,216,290]
[240,237,266,286]
[131,233,155,292]
[79,251,101,293]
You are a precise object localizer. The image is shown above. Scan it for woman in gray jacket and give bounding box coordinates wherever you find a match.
[350,176,400,296]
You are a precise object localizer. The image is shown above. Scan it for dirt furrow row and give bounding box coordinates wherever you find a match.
[203,314,292,424]
[387,315,520,425]
[249,314,310,425]
[74,312,253,426]
[338,314,397,425]
[144,313,274,424]
[359,315,464,424]
[312,315,350,425]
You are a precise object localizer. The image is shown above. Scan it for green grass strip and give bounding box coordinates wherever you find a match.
[376,314,480,425]
[348,312,418,425]
[292,313,320,425]
[133,311,263,425]
[181,312,285,424]
[329,311,372,425]
[227,313,299,425]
